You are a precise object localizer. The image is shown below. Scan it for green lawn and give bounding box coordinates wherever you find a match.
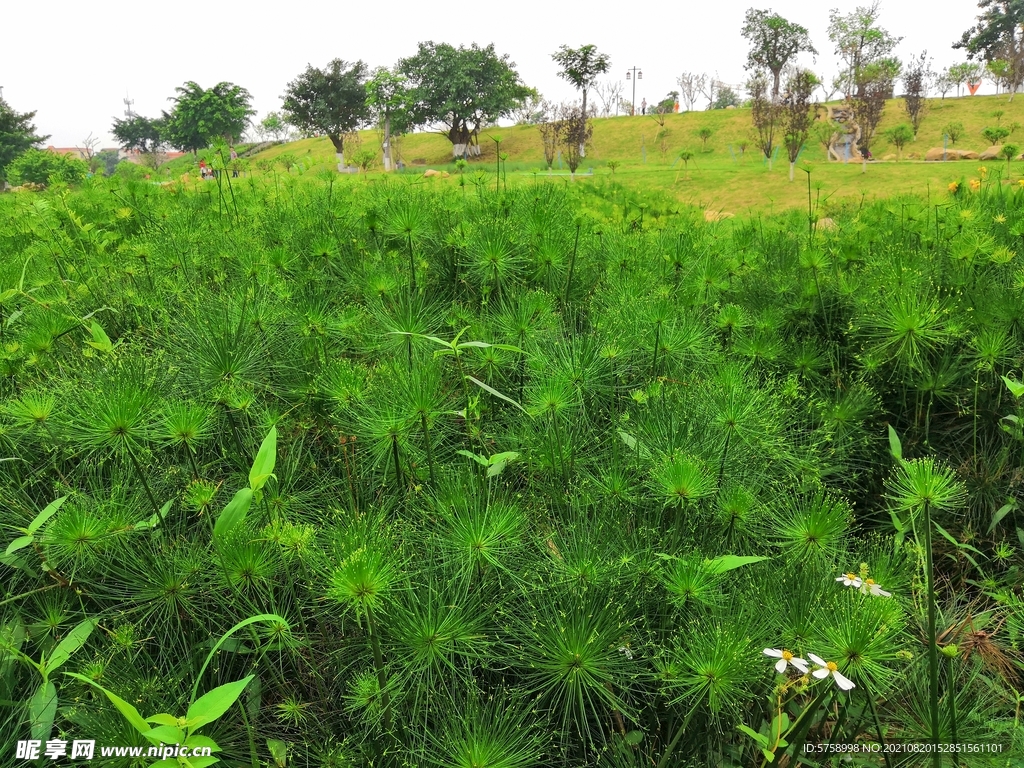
[239,93,1024,213]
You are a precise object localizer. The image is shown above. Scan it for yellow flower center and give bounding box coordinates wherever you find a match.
[845,573,857,581]
[865,578,876,585]
[826,661,838,672]
[782,650,793,661]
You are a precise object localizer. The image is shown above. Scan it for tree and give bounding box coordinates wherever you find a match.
[982,124,1011,144]
[594,81,625,116]
[676,73,706,112]
[947,61,986,96]
[551,44,611,128]
[955,0,1024,101]
[94,149,120,176]
[283,60,370,169]
[902,51,932,135]
[741,8,817,100]
[366,67,411,172]
[0,97,49,183]
[509,90,545,125]
[852,62,895,172]
[259,112,289,143]
[400,41,532,158]
[943,120,965,144]
[6,148,87,186]
[749,70,782,169]
[935,67,957,99]
[700,76,721,110]
[781,69,817,180]
[560,101,593,179]
[162,81,254,154]
[714,87,741,109]
[696,125,715,151]
[886,123,914,159]
[111,115,164,154]
[537,102,566,170]
[986,59,1013,93]
[827,2,903,98]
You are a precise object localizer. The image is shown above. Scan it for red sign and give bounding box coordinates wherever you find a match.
[967,81,982,95]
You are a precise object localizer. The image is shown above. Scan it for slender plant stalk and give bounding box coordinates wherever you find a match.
[948,656,959,767]
[564,224,580,305]
[924,499,942,768]
[125,445,160,517]
[866,687,895,768]
[420,414,437,486]
[365,606,393,733]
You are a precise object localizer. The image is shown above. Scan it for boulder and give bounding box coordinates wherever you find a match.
[979,145,1003,161]
[423,169,450,178]
[703,210,734,222]
[925,147,979,161]
[882,153,897,161]
[816,217,838,231]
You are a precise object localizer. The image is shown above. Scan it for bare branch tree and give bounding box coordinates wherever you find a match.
[80,132,99,161]
[676,72,706,112]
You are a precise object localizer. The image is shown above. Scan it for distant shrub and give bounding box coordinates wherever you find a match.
[7,149,88,186]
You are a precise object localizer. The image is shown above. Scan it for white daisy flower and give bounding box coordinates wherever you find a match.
[763,648,809,674]
[807,653,856,691]
[859,578,891,597]
[836,572,862,588]
[617,646,634,660]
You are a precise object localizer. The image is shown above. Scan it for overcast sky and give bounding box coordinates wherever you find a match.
[2,0,990,148]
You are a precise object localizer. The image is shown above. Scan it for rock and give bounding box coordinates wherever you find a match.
[423,169,450,178]
[925,147,979,161]
[979,145,1003,160]
[725,105,737,110]
[816,217,838,231]
[882,153,896,161]
[703,210,734,222]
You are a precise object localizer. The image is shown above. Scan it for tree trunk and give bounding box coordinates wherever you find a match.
[772,70,781,101]
[329,133,345,171]
[580,90,587,158]
[383,116,392,172]
[789,161,795,181]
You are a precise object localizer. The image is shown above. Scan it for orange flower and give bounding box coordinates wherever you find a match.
[970,178,981,191]
[948,181,959,193]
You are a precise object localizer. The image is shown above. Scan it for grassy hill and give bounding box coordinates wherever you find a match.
[243,94,1024,213]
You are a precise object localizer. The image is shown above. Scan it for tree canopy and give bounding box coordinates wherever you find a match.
[399,41,533,150]
[162,81,254,154]
[0,97,49,183]
[827,2,903,98]
[552,44,611,118]
[955,0,1024,99]
[282,59,371,159]
[741,9,817,99]
[111,115,164,154]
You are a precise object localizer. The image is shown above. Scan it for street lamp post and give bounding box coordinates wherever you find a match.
[625,67,642,115]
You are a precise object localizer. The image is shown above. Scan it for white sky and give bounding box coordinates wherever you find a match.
[2,0,988,148]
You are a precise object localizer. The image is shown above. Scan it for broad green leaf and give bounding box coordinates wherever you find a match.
[213,488,253,542]
[887,424,902,462]
[705,555,769,574]
[186,675,255,732]
[28,681,57,742]
[456,449,488,466]
[623,731,644,746]
[28,495,68,534]
[770,712,791,736]
[182,757,219,768]
[249,426,278,492]
[618,430,637,450]
[467,376,528,414]
[737,723,769,747]
[146,725,186,745]
[990,501,1017,533]
[1001,375,1024,399]
[45,618,96,673]
[86,321,113,352]
[149,761,181,768]
[146,713,181,726]
[192,615,289,702]
[761,748,776,762]
[267,738,288,766]
[64,672,152,735]
[184,735,220,752]
[5,535,34,556]
[458,340,493,348]
[487,451,520,478]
